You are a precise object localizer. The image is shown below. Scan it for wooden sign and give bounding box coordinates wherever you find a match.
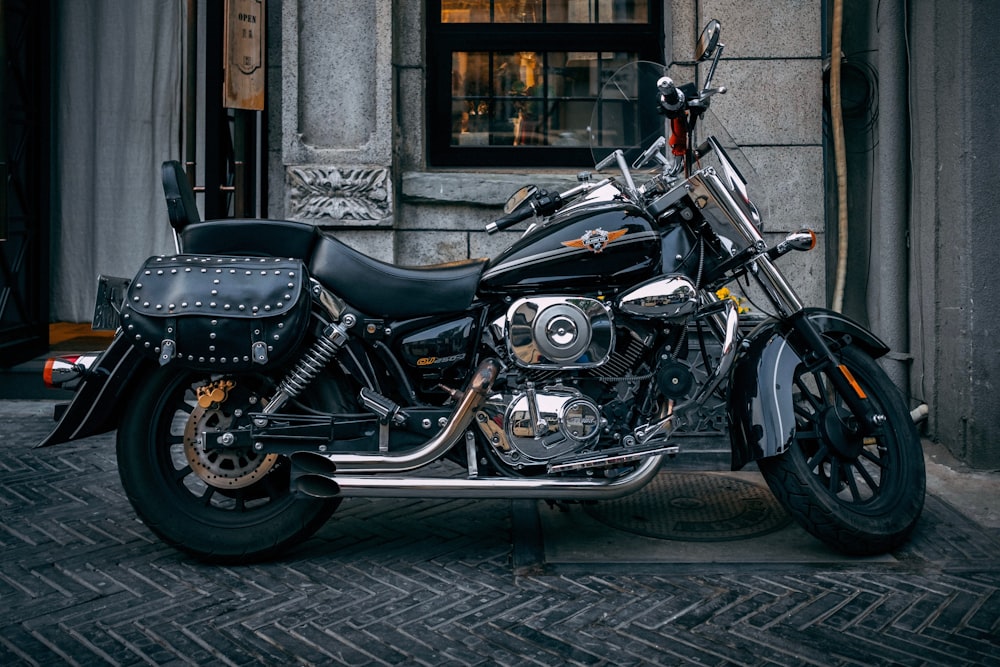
[224,0,265,110]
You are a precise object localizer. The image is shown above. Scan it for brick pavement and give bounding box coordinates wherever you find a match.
[2,400,999,666]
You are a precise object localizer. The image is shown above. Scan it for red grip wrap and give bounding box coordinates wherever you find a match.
[669,117,687,156]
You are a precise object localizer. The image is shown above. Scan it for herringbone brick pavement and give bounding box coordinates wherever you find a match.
[2,401,999,666]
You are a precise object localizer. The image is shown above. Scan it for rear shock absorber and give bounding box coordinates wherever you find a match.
[261,317,353,415]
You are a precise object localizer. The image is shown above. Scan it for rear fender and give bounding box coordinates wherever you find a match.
[36,334,153,447]
[727,308,889,470]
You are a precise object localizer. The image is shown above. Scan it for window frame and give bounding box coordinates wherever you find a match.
[426,0,665,168]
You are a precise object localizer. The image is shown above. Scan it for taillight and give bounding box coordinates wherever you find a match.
[43,354,98,389]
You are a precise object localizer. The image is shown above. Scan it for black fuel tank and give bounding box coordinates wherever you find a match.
[479,202,660,296]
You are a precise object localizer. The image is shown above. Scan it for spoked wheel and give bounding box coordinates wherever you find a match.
[758,345,925,555]
[117,365,341,563]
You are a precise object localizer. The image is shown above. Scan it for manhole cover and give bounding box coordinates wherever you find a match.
[584,473,791,541]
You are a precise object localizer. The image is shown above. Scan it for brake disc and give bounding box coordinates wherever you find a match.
[183,381,279,489]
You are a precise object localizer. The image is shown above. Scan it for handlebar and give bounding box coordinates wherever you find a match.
[657,76,686,117]
[486,179,611,234]
[486,206,536,234]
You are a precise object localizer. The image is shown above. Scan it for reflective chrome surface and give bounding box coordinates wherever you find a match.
[616,274,698,319]
[506,296,613,368]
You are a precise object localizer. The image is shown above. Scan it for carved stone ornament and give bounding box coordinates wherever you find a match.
[287,166,392,224]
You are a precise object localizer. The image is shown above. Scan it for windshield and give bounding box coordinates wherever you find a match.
[587,60,769,224]
[588,61,669,169]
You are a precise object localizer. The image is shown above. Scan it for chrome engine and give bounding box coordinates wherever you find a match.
[497,296,614,369]
[476,385,603,468]
[481,295,634,468]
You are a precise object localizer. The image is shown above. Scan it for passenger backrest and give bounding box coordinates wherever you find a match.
[161,160,200,234]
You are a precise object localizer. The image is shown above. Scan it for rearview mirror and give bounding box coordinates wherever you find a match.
[696,20,722,61]
[503,185,537,214]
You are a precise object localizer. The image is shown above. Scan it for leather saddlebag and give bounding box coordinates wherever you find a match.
[120,255,311,371]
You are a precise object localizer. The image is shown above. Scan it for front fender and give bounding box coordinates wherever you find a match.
[727,308,889,470]
[36,333,153,447]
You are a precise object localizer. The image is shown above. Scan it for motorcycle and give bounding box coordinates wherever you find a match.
[40,20,925,563]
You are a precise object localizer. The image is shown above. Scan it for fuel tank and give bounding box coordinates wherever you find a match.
[479,201,661,296]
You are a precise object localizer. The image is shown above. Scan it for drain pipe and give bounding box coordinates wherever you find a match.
[871,0,911,393]
[830,0,849,313]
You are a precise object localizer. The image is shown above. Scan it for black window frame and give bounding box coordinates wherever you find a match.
[426,0,664,168]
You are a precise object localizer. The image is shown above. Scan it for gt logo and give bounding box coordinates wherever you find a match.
[561,228,627,253]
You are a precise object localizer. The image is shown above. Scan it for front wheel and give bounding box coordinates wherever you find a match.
[758,345,925,555]
[117,365,341,563]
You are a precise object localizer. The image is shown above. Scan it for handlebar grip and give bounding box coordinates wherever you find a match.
[657,76,685,117]
[486,206,535,234]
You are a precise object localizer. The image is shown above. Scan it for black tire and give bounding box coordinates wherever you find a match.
[757,345,925,555]
[117,365,341,563]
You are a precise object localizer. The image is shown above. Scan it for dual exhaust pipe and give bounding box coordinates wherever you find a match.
[290,357,666,501]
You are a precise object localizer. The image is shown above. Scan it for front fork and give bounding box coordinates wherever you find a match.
[753,252,883,435]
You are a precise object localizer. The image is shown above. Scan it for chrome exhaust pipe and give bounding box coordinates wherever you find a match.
[292,358,501,474]
[295,453,664,500]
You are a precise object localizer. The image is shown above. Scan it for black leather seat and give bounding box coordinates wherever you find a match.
[310,233,487,319]
[180,218,319,259]
[162,159,484,319]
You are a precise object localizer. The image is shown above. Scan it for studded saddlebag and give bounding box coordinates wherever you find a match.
[120,255,311,371]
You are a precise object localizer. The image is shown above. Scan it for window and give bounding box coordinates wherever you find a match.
[427,1,664,167]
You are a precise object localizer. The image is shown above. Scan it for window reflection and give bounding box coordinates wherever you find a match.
[451,52,634,147]
[442,0,649,24]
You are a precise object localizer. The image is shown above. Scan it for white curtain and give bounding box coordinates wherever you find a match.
[52,0,183,321]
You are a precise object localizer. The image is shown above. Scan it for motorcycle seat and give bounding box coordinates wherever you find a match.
[310,233,488,318]
[180,218,319,258]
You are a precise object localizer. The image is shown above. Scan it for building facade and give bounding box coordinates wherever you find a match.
[2,0,997,467]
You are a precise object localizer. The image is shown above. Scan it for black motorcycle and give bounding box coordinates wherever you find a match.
[41,21,925,562]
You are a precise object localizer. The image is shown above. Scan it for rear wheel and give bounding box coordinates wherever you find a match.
[117,365,342,563]
[758,345,925,555]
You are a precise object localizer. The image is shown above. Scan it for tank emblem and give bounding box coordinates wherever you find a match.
[561,228,627,253]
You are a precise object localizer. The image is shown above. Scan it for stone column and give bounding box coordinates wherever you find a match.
[279,0,394,259]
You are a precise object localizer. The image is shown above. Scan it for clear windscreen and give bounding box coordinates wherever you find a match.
[588,61,669,169]
[587,60,769,226]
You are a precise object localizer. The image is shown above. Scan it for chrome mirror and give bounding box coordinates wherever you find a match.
[696,20,722,62]
[503,185,537,214]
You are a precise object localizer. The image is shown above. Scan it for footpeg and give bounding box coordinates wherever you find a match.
[359,388,408,426]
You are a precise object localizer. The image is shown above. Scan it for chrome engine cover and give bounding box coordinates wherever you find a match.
[501,296,614,369]
[616,274,698,320]
[476,386,603,467]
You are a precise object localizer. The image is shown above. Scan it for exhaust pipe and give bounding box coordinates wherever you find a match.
[292,358,501,474]
[295,453,664,500]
